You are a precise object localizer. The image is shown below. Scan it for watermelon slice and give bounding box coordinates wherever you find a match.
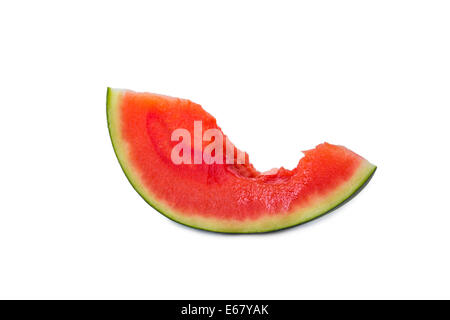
[107,88,376,233]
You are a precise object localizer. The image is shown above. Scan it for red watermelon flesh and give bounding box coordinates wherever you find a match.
[107,88,376,233]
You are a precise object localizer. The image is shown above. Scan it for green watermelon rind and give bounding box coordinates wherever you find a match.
[107,87,376,234]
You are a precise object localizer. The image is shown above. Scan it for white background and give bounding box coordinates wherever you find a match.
[1,1,449,299]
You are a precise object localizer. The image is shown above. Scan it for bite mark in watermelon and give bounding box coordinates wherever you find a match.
[107,88,376,233]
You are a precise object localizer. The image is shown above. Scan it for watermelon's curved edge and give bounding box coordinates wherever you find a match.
[106,87,165,218]
[107,87,377,234]
[267,165,377,233]
[106,87,185,229]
